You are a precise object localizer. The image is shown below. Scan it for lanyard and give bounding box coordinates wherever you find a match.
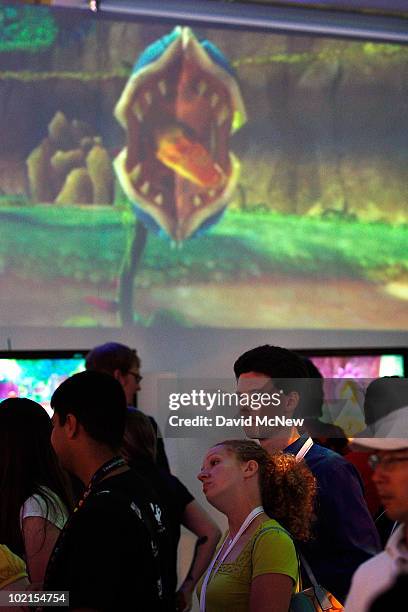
[295,436,313,462]
[78,456,127,509]
[44,456,126,586]
[199,505,264,612]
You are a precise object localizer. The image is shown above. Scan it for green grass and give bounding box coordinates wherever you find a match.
[0,204,406,284]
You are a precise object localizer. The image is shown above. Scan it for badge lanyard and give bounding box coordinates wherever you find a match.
[199,505,264,612]
[296,436,313,461]
[78,456,126,508]
[44,456,126,586]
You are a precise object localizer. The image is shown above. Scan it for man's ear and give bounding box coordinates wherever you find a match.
[113,368,122,382]
[285,391,300,416]
[65,413,80,439]
[243,459,259,479]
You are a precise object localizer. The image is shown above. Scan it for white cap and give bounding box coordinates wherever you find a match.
[350,405,408,451]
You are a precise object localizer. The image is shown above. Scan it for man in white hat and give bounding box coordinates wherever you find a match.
[344,403,408,612]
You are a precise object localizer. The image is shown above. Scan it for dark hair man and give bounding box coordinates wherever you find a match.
[234,345,381,603]
[86,342,170,472]
[363,376,408,426]
[44,371,170,611]
[345,402,408,612]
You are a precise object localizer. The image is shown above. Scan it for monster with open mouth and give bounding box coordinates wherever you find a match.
[114,26,247,242]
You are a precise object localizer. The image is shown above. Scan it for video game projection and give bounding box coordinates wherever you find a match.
[0,2,407,330]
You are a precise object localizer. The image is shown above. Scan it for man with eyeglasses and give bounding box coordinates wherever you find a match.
[86,342,170,472]
[344,403,408,612]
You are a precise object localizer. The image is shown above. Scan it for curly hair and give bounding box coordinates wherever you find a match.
[218,439,316,542]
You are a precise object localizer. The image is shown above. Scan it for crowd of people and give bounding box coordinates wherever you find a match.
[0,342,407,612]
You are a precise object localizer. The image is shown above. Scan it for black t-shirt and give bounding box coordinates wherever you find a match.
[131,459,194,592]
[45,469,171,611]
[147,415,171,474]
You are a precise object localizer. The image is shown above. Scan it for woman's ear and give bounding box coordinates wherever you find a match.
[243,459,259,479]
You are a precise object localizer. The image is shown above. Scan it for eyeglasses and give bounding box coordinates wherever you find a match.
[128,371,143,384]
[368,453,408,471]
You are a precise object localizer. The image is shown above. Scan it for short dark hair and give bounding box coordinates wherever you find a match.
[296,356,325,419]
[364,376,408,426]
[234,345,309,395]
[51,370,127,450]
[85,342,140,375]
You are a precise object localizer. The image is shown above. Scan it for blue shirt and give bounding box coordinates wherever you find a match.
[285,435,381,602]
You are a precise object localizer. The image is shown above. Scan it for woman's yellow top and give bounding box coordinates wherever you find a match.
[0,545,28,589]
[197,519,298,612]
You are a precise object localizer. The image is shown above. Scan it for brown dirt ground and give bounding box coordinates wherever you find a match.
[1,273,407,329]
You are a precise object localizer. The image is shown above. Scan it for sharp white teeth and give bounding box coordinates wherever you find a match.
[210,93,219,108]
[154,193,163,205]
[198,80,207,96]
[140,181,150,195]
[133,102,143,122]
[209,189,216,198]
[193,195,202,207]
[217,105,229,127]
[144,91,152,105]
[130,163,141,182]
[158,80,167,96]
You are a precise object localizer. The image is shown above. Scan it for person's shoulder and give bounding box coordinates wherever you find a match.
[349,550,391,588]
[308,442,345,462]
[91,471,142,505]
[74,484,151,535]
[21,487,68,530]
[21,492,46,514]
[251,519,297,577]
[98,467,150,494]
[306,443,355,471]
[259,518,290,532]
[306,444,364,491]
[345,551,392,612]
[0,545,28,589]
[89,471,165,532]
[253,519,294,547]
[143,411,159,432]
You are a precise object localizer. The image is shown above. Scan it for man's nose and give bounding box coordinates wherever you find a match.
[372,465,387,484]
